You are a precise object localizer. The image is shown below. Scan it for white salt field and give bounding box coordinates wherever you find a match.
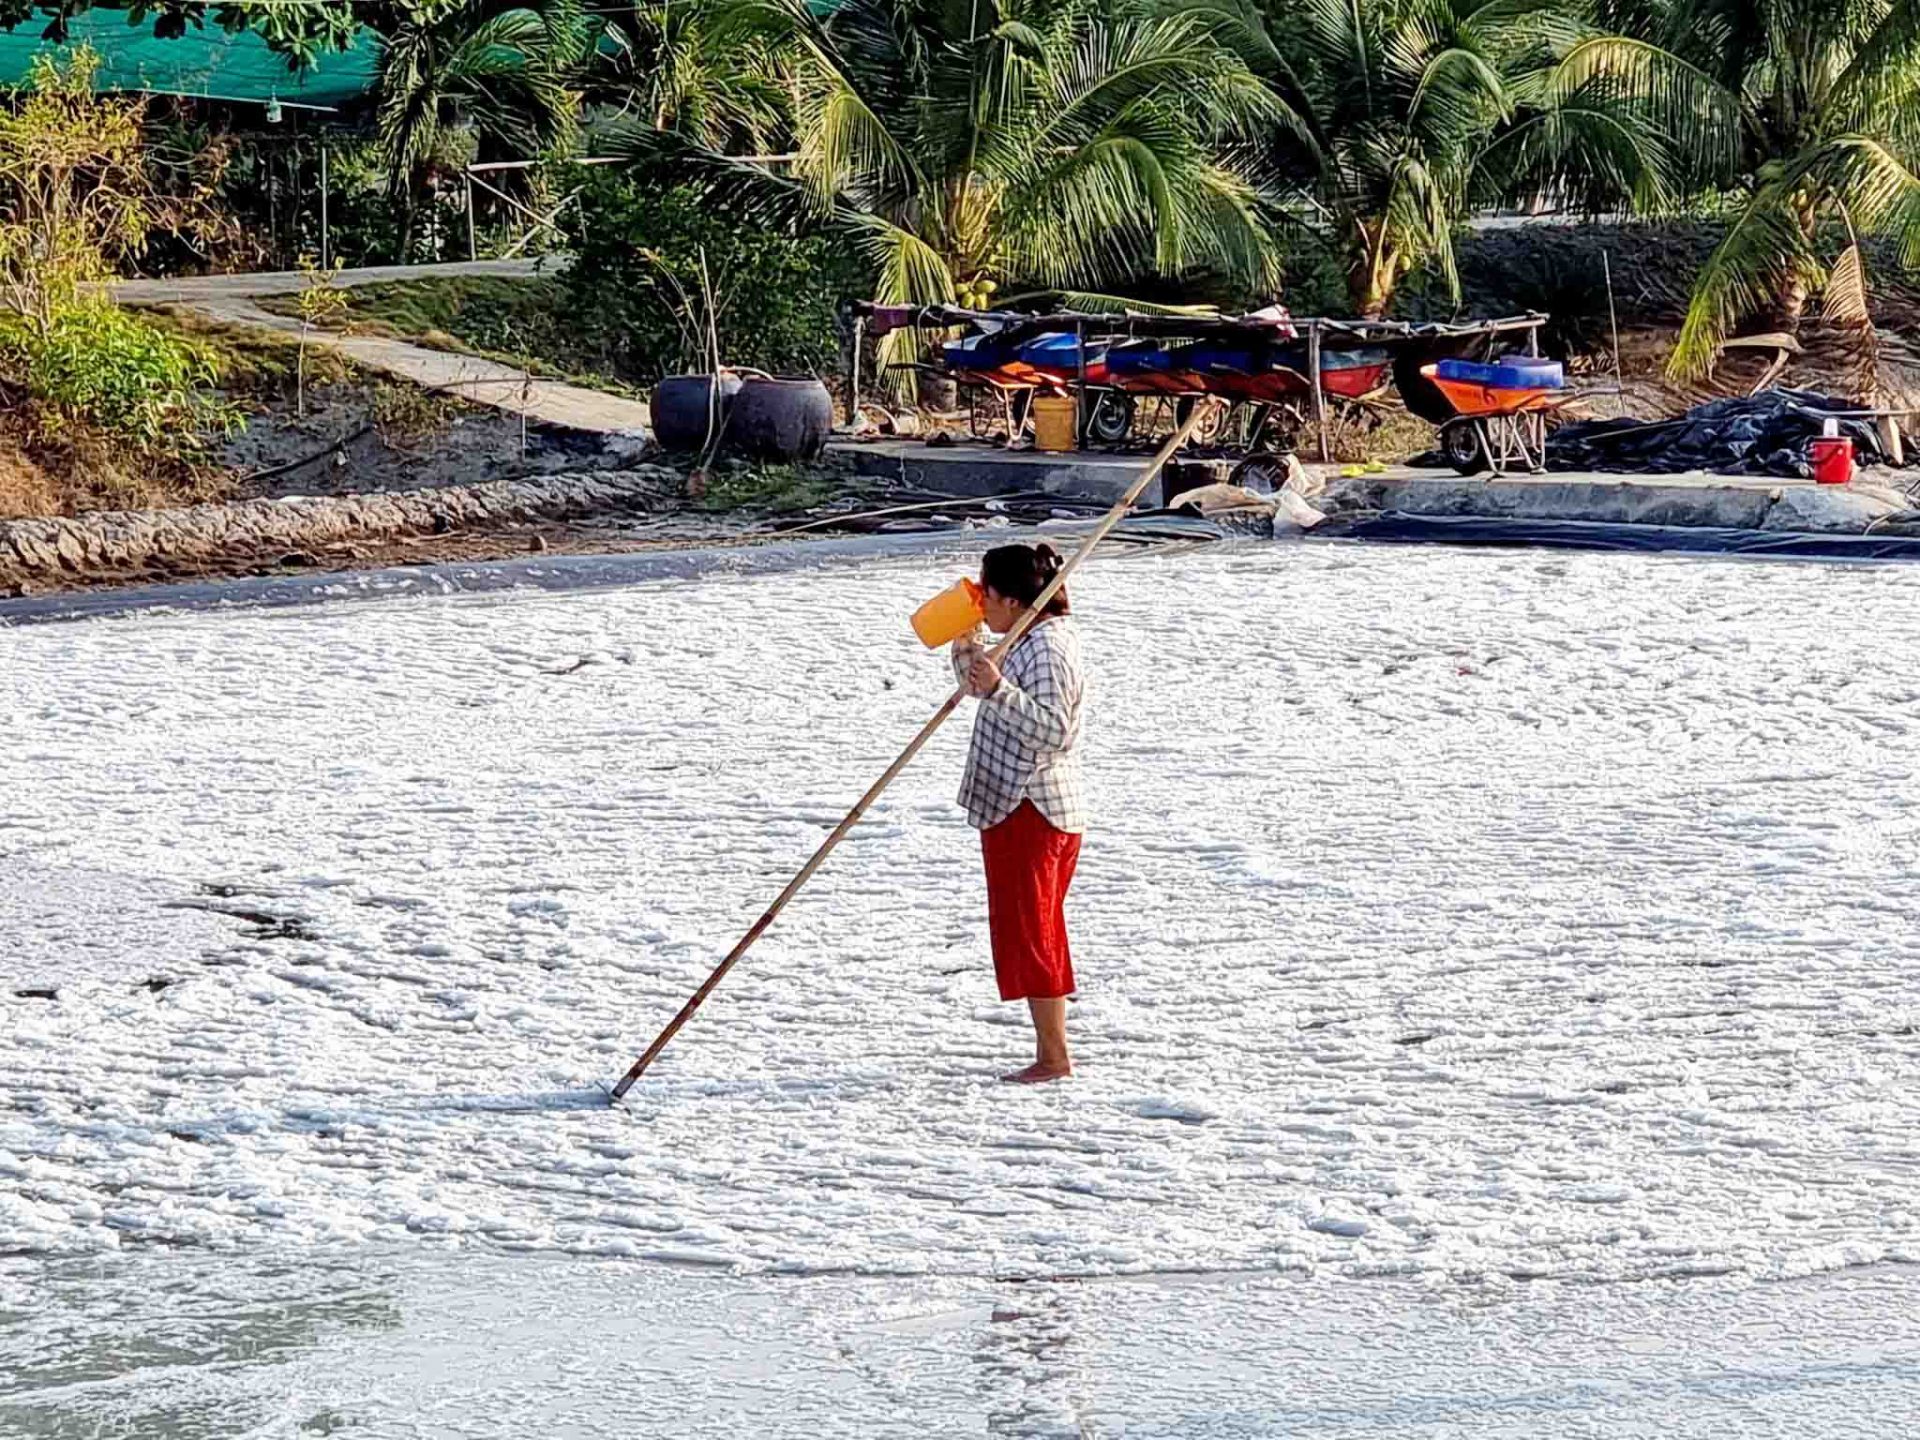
[3,539,1918,1433]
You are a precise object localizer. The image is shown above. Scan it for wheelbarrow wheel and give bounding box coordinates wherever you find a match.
[1440,418,1485,476]
[1086,390,1134,445]
[1229,454,1290,495]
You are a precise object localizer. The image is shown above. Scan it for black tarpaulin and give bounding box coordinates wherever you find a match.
[1543,389,1894,479]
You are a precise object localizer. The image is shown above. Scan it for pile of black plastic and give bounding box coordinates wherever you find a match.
[1545,388,1893,477]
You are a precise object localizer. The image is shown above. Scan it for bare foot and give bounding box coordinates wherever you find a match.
[1000,1061,1072,1085]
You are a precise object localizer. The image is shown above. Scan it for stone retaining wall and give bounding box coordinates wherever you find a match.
[0,468,682,592]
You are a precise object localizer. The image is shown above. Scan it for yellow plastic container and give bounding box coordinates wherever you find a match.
[1030,394,1078,452]
[911,578,985,648]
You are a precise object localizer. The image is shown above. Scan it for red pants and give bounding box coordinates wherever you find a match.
[980,801,1082,1001]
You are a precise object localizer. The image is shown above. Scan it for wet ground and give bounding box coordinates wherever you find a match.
[4,536,1918,1432]
[5,1248,1915,1437]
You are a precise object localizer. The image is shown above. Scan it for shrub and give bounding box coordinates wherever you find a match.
[561,170,871,383]
[0,300,239,456]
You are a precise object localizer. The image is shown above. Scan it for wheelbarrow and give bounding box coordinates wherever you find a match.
[1420,358,1571,476]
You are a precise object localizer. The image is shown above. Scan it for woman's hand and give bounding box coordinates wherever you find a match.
[967,652,1003,698]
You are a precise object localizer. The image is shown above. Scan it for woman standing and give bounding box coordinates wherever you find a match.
[952,542,1086,1084]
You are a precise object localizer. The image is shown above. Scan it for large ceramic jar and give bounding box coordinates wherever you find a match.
[726,376,835,462]
[649,372,744,453]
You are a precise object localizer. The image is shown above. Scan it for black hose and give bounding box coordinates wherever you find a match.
[235,423,375,486]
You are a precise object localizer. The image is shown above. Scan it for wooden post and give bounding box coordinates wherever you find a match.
[1074,320,1088,450]
[1878,412,1905,466]
[466,171,478,262]
[319,143,331,270]
[1603,253,1622,418]
[1308,320,1329,463]
[850,314,864,427]
[607,401,1222,1101]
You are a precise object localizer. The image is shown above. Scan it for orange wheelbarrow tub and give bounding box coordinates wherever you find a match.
[1420,359,1572,476]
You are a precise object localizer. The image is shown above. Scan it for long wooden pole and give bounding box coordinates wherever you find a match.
[1309,320,1329,463]
[608,401,1218,1101]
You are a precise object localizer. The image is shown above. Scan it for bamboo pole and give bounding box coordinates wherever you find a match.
[607,401,1220,1101]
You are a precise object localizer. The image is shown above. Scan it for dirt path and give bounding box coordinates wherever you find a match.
[112,259,656,438]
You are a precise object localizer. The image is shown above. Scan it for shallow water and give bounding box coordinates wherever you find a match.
[3,539,1919,1428]
[3,1247,1917,1437]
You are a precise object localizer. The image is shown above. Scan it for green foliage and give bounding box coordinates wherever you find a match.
[1559,0,1920,376]
[374,0,586,237]
[143,305,360,393]
[562,169,868,382]
[0,47,154,321]
[1226,0,1668,318]
[295,254,351,328]
[624,0,1279,335]
[696,461,840,512]
[0,298,238,454]
[0,3,410,65]
[588,0,787,150]
[294,254,351,416]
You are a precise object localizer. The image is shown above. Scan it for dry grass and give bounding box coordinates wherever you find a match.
[1310,403,1440,464]
[0,417,230,520]
[0,432,58,518]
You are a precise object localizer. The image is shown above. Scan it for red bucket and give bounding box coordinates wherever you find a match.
[1810,435,1854,485]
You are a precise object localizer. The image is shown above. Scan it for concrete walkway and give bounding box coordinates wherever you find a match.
[113,259,654,438]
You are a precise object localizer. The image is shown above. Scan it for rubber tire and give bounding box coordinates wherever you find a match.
[1441,419,1485,476]
[1229,455,1289,495]
[1087,390,1134,445]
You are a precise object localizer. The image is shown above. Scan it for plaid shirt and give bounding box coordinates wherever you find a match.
[952,616,1087,833]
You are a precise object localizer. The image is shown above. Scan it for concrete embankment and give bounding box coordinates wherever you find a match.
[833,440,1920,538]
[1316,469,1920,535]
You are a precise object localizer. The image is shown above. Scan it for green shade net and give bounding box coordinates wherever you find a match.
[0,7,377,109]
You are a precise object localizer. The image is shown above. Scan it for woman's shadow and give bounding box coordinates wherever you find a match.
[978,1285,1101,1439]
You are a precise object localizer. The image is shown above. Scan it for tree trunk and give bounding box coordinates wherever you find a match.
[397,174,422,265]
[1771,197,1819,333]
[1774,273,1809,332]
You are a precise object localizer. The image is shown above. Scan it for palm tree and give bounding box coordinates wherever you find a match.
[588,1,790,152]
[628,0,1280,316]
[375,0,589,256]
[1560,0,1920,376]
[1223,0,1671,319]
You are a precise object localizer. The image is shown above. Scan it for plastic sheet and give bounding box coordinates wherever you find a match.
[1545,389,1893,478]
[1322,511,1920,560]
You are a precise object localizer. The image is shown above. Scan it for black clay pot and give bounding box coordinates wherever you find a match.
[726,376,835,462]
[649,373,743,453]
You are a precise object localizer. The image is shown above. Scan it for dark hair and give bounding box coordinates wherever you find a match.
[981,542,1070,616]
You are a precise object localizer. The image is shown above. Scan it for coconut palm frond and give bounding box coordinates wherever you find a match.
[996,289,1221,317]
[591,1,788,150]
[1550,35,1741,185]
[1825,240,1872,325]
[857,214,955,307]
[375,0,585,196]
[1407,46,1515,145]
[603,117,828,232]
[1833,0,1920,114]
[1809,135,1920,269]
[617,0,1275,322]
[1483,96,1676,213]
[1671,184,1816,378]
